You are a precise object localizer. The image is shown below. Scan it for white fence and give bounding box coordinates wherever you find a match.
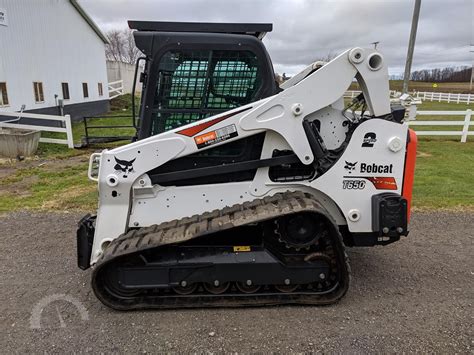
[0,111,74,148]
[344,90,474,105]
[108,79,124,99]
[344,90,398,99]
[345,90,473,104]
[408,109,473,143]
[413,91,472,104]
[344,90,359,99]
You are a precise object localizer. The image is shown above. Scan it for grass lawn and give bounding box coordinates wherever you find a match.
[413,140,473,209]
[0,99,473,214]
[0,157,95,212]
[418,101,472,111]
[389,80,473,94]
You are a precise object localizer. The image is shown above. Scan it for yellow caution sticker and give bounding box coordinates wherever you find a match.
[233,246,251,252]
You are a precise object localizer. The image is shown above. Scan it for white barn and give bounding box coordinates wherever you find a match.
[107,60,143,95]
[0,0,110,118]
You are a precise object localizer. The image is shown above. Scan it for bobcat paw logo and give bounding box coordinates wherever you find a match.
[114,157,136,178]
[344,161,357,173]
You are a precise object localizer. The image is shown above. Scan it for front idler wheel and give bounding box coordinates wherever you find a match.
[102,259,143,299]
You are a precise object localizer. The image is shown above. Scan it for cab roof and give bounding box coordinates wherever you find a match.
[128,21,272,40]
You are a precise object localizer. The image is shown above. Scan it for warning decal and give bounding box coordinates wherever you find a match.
[194,124,238,149]
[177,106,251,137]
[233,246,251,252]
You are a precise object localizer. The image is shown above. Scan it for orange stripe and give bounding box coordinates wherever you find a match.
[402,129,417,222]
[176,107,251,137]
[365,177,398,190]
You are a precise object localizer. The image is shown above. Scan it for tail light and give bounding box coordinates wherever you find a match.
[402,129,417,222]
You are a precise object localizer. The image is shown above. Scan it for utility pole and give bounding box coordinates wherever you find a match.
[402,0,422,94]
[470,45,474,91]
[371,41,380,49]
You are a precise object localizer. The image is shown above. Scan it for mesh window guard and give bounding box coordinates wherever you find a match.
[151,50,260,134]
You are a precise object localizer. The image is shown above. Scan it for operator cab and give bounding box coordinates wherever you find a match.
[129,21,279,140]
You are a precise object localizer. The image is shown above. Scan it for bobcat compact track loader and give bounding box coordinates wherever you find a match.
[77,22,417,310]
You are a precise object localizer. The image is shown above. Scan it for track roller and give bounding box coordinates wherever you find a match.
[203,282,231,294]
[235,281,261,294]
[172,282,198,295]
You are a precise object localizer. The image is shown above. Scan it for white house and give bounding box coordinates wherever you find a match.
[0,0,110,119]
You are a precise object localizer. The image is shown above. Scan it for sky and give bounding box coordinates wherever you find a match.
[79,0,473,76]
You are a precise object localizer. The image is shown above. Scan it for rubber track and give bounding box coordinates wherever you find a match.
[92,191,351,310]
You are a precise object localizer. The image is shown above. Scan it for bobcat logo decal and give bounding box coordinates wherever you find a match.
[344,161,357,173]
[114,157,136,178]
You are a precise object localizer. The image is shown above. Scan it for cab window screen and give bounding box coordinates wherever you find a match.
[151,50,260,135]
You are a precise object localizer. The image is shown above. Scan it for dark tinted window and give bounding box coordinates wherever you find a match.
[33,82,44,102]
[82,83,89,98]
[0,82,8,106]
[62,82,70,100]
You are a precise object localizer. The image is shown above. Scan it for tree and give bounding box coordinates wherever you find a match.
[105,29,141,64]
[314,51,335,63]
[410,66,470,82]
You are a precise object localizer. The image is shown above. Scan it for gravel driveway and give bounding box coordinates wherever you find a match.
[1,211,472,353]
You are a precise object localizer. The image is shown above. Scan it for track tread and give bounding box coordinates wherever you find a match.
[92,191,351,310]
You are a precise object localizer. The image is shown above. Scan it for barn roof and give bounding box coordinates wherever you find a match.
[69,0,109,44]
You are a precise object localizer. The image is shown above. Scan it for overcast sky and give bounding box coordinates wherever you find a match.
[79,0,473,76]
